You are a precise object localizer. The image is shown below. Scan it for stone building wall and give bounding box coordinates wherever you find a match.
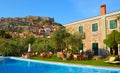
[64,11,120,55]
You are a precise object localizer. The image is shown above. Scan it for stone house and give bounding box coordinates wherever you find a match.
[64,5,120,56]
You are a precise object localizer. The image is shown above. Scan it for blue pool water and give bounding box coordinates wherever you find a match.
[0,57,120,73]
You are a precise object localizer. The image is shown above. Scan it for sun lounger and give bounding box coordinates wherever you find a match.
[104,56,120,64]
[104,57,116,63]
[109,61,120,64]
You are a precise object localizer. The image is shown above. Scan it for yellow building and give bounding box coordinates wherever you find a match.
[64,5,120,56]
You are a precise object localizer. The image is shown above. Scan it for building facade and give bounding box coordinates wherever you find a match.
[64,5,120,56]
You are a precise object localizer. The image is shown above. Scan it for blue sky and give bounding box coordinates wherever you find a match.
[0,0,120,25]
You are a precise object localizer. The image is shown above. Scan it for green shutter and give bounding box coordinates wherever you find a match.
[110,19,117,29]
[110,22,113,29]
[92,23,98,32]
[92,42,98,55]
[92,24,94,31]
[81,43,83,50]
[78,26,83,33]
[114,20,117,28]
[95,23,98,31]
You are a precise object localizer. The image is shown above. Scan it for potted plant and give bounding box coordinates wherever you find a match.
[47,51,53,58]
[40,52,46,58]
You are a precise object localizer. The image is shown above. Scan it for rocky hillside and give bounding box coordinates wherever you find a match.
[0,16,63,38]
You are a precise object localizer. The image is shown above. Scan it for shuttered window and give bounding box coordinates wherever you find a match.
[92,23,98,32]
[110,19,117,29]
[78,26,83,33]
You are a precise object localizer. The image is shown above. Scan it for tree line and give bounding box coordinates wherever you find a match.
[0,29,83,56]
[0,29,120,56]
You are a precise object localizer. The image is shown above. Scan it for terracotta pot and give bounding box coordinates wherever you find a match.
[40,52,46,58]
[66,53,73,59]
[73,54,79,60]
[47,52,52,58]
[57,52,65,58]
[80,54,85,60]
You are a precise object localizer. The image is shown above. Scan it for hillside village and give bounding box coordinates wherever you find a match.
[0,16,63,38]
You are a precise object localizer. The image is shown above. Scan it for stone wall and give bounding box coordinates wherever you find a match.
[64,13,120,55]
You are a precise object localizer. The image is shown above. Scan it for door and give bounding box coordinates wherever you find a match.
[92,42,98,55]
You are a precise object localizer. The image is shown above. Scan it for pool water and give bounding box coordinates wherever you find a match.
[0,57,120,73]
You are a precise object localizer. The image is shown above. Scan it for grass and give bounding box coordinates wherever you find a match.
[31,55,120,68]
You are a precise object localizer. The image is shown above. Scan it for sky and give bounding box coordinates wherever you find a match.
[0,0,120,25]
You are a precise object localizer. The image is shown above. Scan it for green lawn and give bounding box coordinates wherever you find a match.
[31,55,120,68]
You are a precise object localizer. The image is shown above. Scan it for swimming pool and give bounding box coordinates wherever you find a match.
[0,57,120,73]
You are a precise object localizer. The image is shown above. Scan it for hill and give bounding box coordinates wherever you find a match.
[0,16,63,38]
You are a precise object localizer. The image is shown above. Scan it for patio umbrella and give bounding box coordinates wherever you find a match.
[28,43,31,53]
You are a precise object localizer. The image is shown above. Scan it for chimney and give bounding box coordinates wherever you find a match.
[100,4,106,15]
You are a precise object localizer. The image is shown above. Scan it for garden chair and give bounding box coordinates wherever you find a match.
[104,56,120,64]
[104,56,116,63]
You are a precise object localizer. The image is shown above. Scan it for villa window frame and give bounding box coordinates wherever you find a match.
[78,25,84,33]
[91,23,98,32]
[108,18,118,30]
[92,41,99,55]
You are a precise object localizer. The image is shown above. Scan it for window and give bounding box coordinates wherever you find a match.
[110,19,117,29]
[78,26,83,33]
[92,23,98,32]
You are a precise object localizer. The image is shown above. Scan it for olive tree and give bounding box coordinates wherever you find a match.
[104,30,120,55]
[51,29,70,52]
[66,32,83,54]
